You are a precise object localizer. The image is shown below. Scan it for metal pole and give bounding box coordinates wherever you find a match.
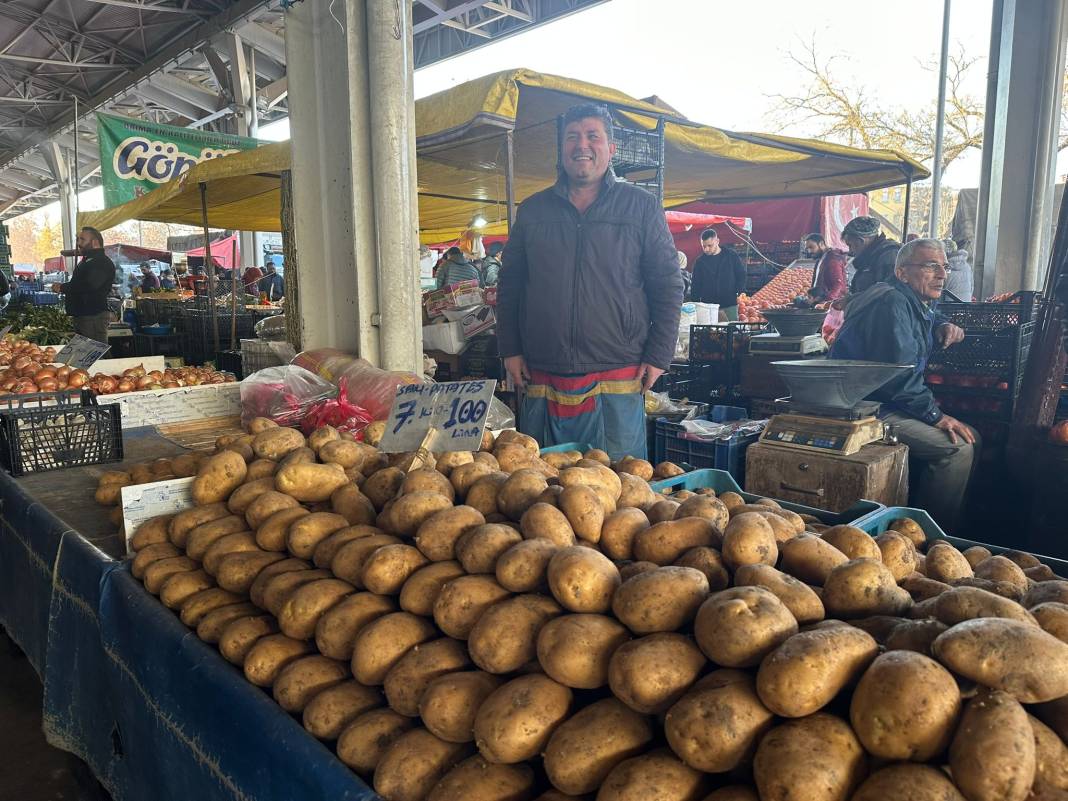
[930,0,951,238]
[902,174,914,241]
[231,237,238,349]
[199,182,220,355]
[505,130,516,230]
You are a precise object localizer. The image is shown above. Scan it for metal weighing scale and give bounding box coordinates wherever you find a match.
[748,308,829,356]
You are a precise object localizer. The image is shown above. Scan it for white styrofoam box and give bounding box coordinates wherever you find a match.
[422,321,466,354]
[98,382,241,428]
[91,355,167,374]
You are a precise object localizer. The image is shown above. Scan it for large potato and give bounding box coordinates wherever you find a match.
[634,518,717,566]
[921,585,1037,626]
[721,513,778,570]
[600,508,651,561]
[950,690,1036,801]
[159,569,214,610]
[306,424,340,451]
[851,765,965,801]
[315,591,396,660]
[1030,714,1068,792]
[243,633,314,687]
[415,505,487,562]
[519,502,575,548]
[494,539,558,593]
[351,611,437,685]
[272,654,349,713]
[455,524,523,574]
[753,714,867,801]
[215,550,285,593]
[498,470,550,520]
[822,558,912,618]
[558,464,621,502]
[330,484,376,527]
[191,450,248,505]
[664,669,774,773]
[427,755,534,801]
[694,586,798,667]
[185,515,248,560]
[472,674,572,764]
[433,575,511,639]
[420,671,503,743]
[253,507,308,552]
[820,525,879,560]
[468,594,561,674]
[320,440,378,473]
[849,650,961,760]
[466,473,509,517]
[1032,602,1068,643]
[608,633,706,714]
[312,524,381,569]
[278,577,354,639]
[361,544,429,595]
[179,588,246,629]
[388,491,456,537]
[131,542,181,579]
[901,573,952,601]
[362,466,406,510]
[617,472,658,510]
[218,614,278,665]
[546,546,620,614]
[756,626,878,717]
[260,568,333,617]
[674,495,729,533]
[932,618,1068,702]
[251,426,305,460]
[337,708,414,775]
[278,446,315,469]
[450,461,495,499]
[674,546,730,591]
[226,477,276,516]
[596,749,708,801]
[875,530,918,581]
[275,462,349,503]
[195,601,260,643]
[1023,581,1068,609]
[202,532,260,575]
[384,637,471,717]
[143,556,199,594]
[926,541,974,583]
[779,533,849,584]
[330,534,401,586]
[612,566,708,634]
[248,557,310,608]
[974,555,1029,593]
[433,450,474,477]
[558,484,605,542]
[302,680,382,740]
[399,561,465,617]
[537,613,630,689]
[544,698,653,795]
[883,618,949,656]
[373,728,472,801]
[401,467,456,502]
[733,563,824,624]
[130,514,174,551]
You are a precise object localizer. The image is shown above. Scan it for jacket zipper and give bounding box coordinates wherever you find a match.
[571,220,582,373]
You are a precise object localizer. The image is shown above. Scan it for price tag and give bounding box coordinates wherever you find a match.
[378,379,497,453]
[55,334,110,370]
[120,477,195,554]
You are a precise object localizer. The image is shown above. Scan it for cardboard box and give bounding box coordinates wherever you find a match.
[421,320,466,354]
[461,305,496,337]
[98,383,241,429]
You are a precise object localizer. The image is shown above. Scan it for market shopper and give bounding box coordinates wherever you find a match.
[259,260,285,300]
[139,262,160,293]
[830,238,974,533]
[841,216,901,294]
[677,250,692,300]
[436,247,481,288]
[802,233,848,301]
[498,103,683,460]
[242,263,264,294]
[481,242,503,287]
[160,269,176,290]
[61,227,116,343]
[690,227,746,319]
[942,238,974,302]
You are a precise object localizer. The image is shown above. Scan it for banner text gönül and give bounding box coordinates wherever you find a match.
[96,113,260,208]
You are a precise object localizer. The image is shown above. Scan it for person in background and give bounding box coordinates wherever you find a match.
[481,241,504,287]
[942,238,973,302]
[689,227,746,320]
[159,269,176,290]
[174,264,196,291]
[242,261,265,294]
[677,250,692,300]
[60,226,116,343]
[802,233,848,302]
[436,246,481,289]
[830,238,973,533]
[139,261,160,293]
[841,216,901,294]
[498,103,682,459]
[259,259,285,301]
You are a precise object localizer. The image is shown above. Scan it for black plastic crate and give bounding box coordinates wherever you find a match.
[0,390,123,476]
[653,409,758,484]
[936,291,1041,333]
[652,363,698,399]
[215,350,244,379]
[926,323,1033,382]
[689,322,766,364]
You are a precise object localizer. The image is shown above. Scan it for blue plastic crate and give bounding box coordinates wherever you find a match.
[654,407,755,483]
[539,441,594,455]
[852,506,1068,573]
[651,468,883,526]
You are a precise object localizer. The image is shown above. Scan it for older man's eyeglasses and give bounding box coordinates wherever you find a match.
[902,261,948,274]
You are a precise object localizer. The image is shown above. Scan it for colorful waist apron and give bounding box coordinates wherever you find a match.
[520,366,647,461]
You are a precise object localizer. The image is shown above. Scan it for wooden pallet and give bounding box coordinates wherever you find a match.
[155,415,243,451]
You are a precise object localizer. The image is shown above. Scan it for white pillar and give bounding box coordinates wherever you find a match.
[974,0,1068,297]
[41,142,77,251]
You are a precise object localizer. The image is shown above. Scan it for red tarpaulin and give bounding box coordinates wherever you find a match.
[186,234,240,269]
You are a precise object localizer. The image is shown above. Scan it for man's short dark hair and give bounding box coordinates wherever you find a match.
[700,227,719,242]
[486,242,504,257]
[445,246,463,259]
[562,103,615,143]
[803,233,825,245]
[80,226,104,247]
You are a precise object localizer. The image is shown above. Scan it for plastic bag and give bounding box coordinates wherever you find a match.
[240,365,337,428]
[301,379,374,437]
[293,348,422,421]
[821,307,845,346]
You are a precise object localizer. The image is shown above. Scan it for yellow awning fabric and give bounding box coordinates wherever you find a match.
[81,69,928,245]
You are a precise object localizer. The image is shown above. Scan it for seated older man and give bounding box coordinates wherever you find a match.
[830,238,978,533]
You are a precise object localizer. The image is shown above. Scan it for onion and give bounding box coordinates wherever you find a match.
[12,356,30,372]
[146,383,164,390]
[99,376,119,393]
[116,380,135,392]
[68,371,89,388]
[161,381,180,388]
[37,378,58,391]
[135,376,153,389]
[147,370,163,382]
[56,365,72,379]
[15,381,38,394]
[0,378,16,391]
[34,368,57,381]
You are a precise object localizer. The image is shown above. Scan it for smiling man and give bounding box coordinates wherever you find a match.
[830,238,976,533]
[498,103,683,459]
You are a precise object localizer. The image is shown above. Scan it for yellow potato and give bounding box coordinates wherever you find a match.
[330,534,401,587]
[373,728,472,801]
[285,512,350,559]
[472,674,572,764]
[427,755,534,801]
[599,508,651,561]
[191,450,248,505]
[875,530,918,581]
[143,556,199,594]
[330,484,376,526]
[362,466,406,510]
[673,546,730,591]
[612,566,709,634]
[169,502,230,548]
[130,542,181,579]
[1023,580,1068,609]
[597,748,709,801]
[311,524,381,568]
[244,490,300,531]
[414,505,486,562]
[278,577,354,640]
[694,586,798,668]
[537,613,631,689]
[433,575,512,639]
[361,544,429,595]
[926,541,975,583]
[159,569,214,610]
[218,614,278,665]
[920,585,1036,627]
[557,484,605,542]
[494,539,559,593]
[251,426,306,461]
[1032,602,1068,643]
[252,507,306,552]
[383,637,471,717]
[822,558,912,618]
[454,524,523,574]
[420,671,504,743]
[184,515,249,561]
[351,611,438,685]
[302,680,382,740]
[498,471,551,521]
[633,517,718,566]
[733,563,824,624]
[275,462,349,503]
[721,513,778,570]
[387,491,456,538]
[779,532,849,585]
[243,633,314,687]
[468,594,562,675]
[129,514,175,551]
[608,633,706,714]
[202,531,260,575]
[674,495,730,534]
[336,708,414,775]
[851,765,965,801]
[195,602,260,643]
[398,561,465,617]
[306,424,340,452]
[950,690,1036,801]
[753,714,867,801]
[248,557,310,608]
[449,461,495,499]
[260,568,332,616]
[272,654,349,713]
[315,591,397,660]
[546,546,620,614]
[320,439,378,472]
[226,477,276,516]
[519,502,576,549]
[465,472,509,517]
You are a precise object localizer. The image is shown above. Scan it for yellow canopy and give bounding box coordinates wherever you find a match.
[81,69,928,244]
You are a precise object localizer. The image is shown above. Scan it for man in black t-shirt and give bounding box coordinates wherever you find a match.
[690,227,747,320]
[62,227,116,343]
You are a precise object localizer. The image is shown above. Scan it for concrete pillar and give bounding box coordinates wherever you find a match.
[41,142,77,251]
[228,33,258,272]
[974,0,1068,298]
[285,0,422,371]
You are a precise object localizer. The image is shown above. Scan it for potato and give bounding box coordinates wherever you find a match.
[493,470,549,521]
[553,484,604,544]
[219,614,278,665]
[753,714,867,801]
[383,637,471,717]
[1023,581,1068,609]
[433,575,511,639]
[195,601,260,643]
[259,567,331,615]
[546,546,620,614]
[246,416,279,434]
[272,654,349,712]
[94,477,130,506]
[329,484,376,527]
[653,461,684,480]
[468,594,561,674]
[1026,564,1060,582]
[779,533,850,585]
[612,566,708,634]
[901,573,952,601]
[756,625,878,717]
[926,541,974,583]
[361,544,429,595]
[888,517,926,548]
[143,556,199,594]
[159,569,214,609]
[251,426,305,461]
[452,524,522,575]
[320,440,378,473]
[202,531,260,575]
[672,547,729,591]
[362,466,405,510]
[849,650,961,760]
[950,690,1036,801]
[449,461,495,499]
[275,462,348,503]
[427,755,534,801]
[419,671,504,744]
[277,577,353,639]
[932,618,1068,702]
[733,564,824,624]
[536,613,630,689]
[374,728,472,801]
[337,708,414,775]
[874,531,917,581]
[352,611,437,685]
[664,669,774,773]
[224,479,274,517]
[244,555,307,606]
[633,518,717,566]
[243,633,314,686]
[973,555,1029,591]
[130,514,175,551]
[131,542,181,579]
[277,446,315,470]
[399,466,454,500]
[1032,602,1068,643]
[674,495,729,533]
[432,451,474,478]
[388,491,456,537]
[517,502,575,551]
[308,524,375,567]
[544,698,653,795]
[191,450,248,505]
[883,618,948,655]
[616,472,658,510]
[410,506,484,563]
[487,540,553,595]
[616,456,654,481]
[822,558,912,618]
[306,424,340,451]
[326,530,397,585]
[1030,714,1068,792]
[462,472,507,517]
[608,633,706,714]
[313,591,396,660]
[559,463,622,500]
[1003,549,1043,569]
[473,674,572,764]
[721,513,778,570]
[597,749,708,801]
[169,502,230,547]
[921,586,1037,626]
[495,443,537,473]
[302,680,382,740]
[646,500,680,525]
[697,586,798,668]
[851,764,966,801]
[184,515,248,561]
[817,526,876,561]
[244,490,300,532]
[952,575,1026,602]
[170,453,202,478]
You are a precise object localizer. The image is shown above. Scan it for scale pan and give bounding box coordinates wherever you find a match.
[761,308,827,337]
[772,359,914,409]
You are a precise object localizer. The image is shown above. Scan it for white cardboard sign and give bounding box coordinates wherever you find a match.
[121,477,195,553]
[378,379,497,453]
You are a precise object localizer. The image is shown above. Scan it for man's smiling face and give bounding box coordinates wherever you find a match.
[562,117,615,187]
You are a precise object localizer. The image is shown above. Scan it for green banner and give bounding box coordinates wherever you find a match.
[97,112,260,207]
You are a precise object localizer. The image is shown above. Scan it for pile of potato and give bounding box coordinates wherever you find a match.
[124,421,1068,801]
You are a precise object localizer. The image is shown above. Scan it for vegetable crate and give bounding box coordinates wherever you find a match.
[651,363,698,400]
[240,339,287,376]
[936,291,1042,333]
[0,389,123,476]
[653,406,757,484]
[179,309,257,366]
[688,323,766,400]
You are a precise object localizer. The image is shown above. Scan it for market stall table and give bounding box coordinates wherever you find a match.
[0,426,375,801]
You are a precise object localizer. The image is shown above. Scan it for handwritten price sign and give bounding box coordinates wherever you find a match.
[378,379,497,453]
